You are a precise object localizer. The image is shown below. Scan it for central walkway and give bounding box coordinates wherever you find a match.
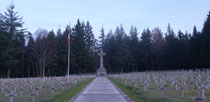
[72,77,128,102]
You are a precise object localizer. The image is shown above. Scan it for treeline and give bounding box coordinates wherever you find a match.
[23,20,98,77]
[0,4,210,77]
[103,12,210,72]
[0,4,98,77]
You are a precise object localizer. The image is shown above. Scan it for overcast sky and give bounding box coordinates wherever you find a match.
[0,0,209,37]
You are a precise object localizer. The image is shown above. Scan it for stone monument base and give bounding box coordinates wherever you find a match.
[97,67,107,77]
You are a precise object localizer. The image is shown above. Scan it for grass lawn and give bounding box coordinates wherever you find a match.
[0,78,93,102]
[109,77,190,102]
[43,78,93,102]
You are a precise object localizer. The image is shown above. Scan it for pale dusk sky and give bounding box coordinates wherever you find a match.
[0,0,210,37]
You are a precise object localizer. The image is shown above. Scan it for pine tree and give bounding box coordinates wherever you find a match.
[129,26,139,71]
[99,27,105,50]
[1,4,25,77]
[165,24,178,69]
[0,13,8,77]
[190,26,201,67]
[56,27,68,75]
[140,28,152,70]
[114,25,128,72]
[176,30,191,68]
[84,21,97,72]
[103,30,116,72]
[201,11,210,67]
[151,27,165,70]
[192,26,198,38]
[84,21,96,53]
[72,19,89,73]
[46,30,57,75]
[25,32,35,77]
[123,34,131,72]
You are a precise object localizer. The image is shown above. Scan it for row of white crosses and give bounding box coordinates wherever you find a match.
[111,69,210,101]
[0,75,93,102]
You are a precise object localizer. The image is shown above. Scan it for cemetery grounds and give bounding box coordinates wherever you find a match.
[0,75,94,102]
[0,70,210,102]
[110,70,210,102]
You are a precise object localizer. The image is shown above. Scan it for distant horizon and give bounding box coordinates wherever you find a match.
[0,0,210,38]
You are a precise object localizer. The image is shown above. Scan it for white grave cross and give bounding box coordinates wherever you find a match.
[29,90,36,102]
[199,83,206,99]
[7,90,17,102]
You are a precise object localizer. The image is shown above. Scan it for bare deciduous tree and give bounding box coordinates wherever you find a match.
[34,29,49,77]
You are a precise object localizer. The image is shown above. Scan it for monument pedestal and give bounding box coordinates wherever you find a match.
[97,67,107,77]
[97,50,107,77]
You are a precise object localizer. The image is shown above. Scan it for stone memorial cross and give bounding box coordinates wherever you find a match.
[97,50,107,76]
[98,50,106,68]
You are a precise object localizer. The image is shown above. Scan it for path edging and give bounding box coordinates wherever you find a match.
[69,78,95,102]
[108,77,134,102]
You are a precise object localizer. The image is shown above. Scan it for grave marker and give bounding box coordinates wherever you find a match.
[180,87,185,97]
[159,87,165,98]
[6,90,17,102]
[29,90,36,102]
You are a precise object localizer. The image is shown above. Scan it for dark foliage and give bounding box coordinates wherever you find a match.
[0,4,210,77]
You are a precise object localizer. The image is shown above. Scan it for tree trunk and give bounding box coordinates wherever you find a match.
[37,63,39,77]
[7,68,10,78]
[42,53,46,77]
[28,64,30,77]
[39,58,42,77]
[151,57,154,70]
[22,51,24,77]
